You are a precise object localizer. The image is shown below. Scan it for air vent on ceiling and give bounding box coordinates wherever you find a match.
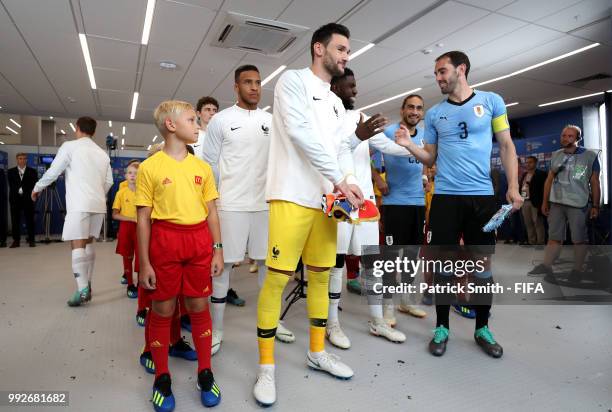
[566,72,611,87]
[211,12,308,56]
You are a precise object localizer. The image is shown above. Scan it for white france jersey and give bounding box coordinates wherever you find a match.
[265,68,356,209]
[190,129,207,160]
[34,137,113,213]
[202,104,271,211]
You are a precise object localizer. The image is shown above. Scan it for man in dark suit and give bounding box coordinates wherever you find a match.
[0,168,7,247]
[519,155,546,245]
[8,153,38,247]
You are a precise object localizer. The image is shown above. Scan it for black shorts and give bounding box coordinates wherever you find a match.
[383,205,425,246]
[427,194,497,248]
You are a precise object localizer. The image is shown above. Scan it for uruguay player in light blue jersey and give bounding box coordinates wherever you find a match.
[380,95,428,323]
[395,51,523,359]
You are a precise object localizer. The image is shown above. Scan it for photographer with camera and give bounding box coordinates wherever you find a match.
[529,125,600,282]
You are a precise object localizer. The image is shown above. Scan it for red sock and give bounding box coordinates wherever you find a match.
[345,255,360,279]
[189,309,212,373]
[148,311,171,377]
[144,311,151,352]
[170,304,181,345]
[122,256,134,285]
[137,285,150,312]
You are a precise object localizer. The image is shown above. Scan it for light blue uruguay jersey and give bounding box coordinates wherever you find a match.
[382,124,425,206]
[424,90,509,195]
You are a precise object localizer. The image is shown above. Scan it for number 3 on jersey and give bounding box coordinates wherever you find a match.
[458,121,468,139]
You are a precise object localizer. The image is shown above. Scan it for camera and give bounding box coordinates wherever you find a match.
[106,135,117,150]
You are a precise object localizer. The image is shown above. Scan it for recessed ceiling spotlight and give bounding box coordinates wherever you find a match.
[160,61,178,70]
[67,97,77,103]
[436,43,444,48]
[421,49,432,55]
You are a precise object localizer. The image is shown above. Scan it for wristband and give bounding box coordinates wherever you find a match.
[213,243,223,249]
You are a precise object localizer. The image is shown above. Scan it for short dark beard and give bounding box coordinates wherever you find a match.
[342,97,354,110]
[323,53,343,77]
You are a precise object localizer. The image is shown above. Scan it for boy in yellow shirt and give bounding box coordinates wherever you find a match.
[136,100,223,410]
[113,161,139,298]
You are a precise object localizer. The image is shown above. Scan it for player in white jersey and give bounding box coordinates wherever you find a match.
[327,68,414,347]
[190,96,219,160]
[253,23,391,406]
[202,64,295,356]
[32,117,113,306]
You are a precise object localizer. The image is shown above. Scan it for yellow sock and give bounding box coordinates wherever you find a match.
[306,268,330,353]
[257,269,290,364]
[258,337,275,365]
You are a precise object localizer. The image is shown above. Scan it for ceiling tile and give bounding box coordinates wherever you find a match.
[2,0,76,35]
[570,17,612,45]
[148,0,216,53]
[164,0,223,11]
[379,2,490,52]
[455,0,517,11]
[432,13,527,54]
[221,0,293,20]
[98,89,133,109]
[519,44,611,87]
[141,47,196,96]
[536,0,612,32]
[95,69,136,92]
[467,24,564,70]
[278,0,357,27]
[0,58,64,112]
[341,0,440,43]
[497,0,582,21]
[88,37,140,72]
[81,0,147,43]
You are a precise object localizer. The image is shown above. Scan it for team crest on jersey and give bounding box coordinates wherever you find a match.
[333,105,339,118]
[473,104,485,118]
[194,175,202,185]
[261,124,270,136]
[162,177,173,185]
[385,235,393,246]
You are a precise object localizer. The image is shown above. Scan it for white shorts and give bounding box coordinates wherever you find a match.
[336,221,379,256]
[219,210,268,262]
[62,212,105,241]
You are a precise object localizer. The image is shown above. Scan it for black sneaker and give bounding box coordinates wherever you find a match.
[226,288,245,306]
[127,284,138,299]
[528,263,552,276]
[474,326,503,358]
[428,326,449,357]
[198,368,221,407]
[151,373,174,412]
[168,337,197,361]
[136,309,148,327]
[544,273,558,284]
[568,269,582,284]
